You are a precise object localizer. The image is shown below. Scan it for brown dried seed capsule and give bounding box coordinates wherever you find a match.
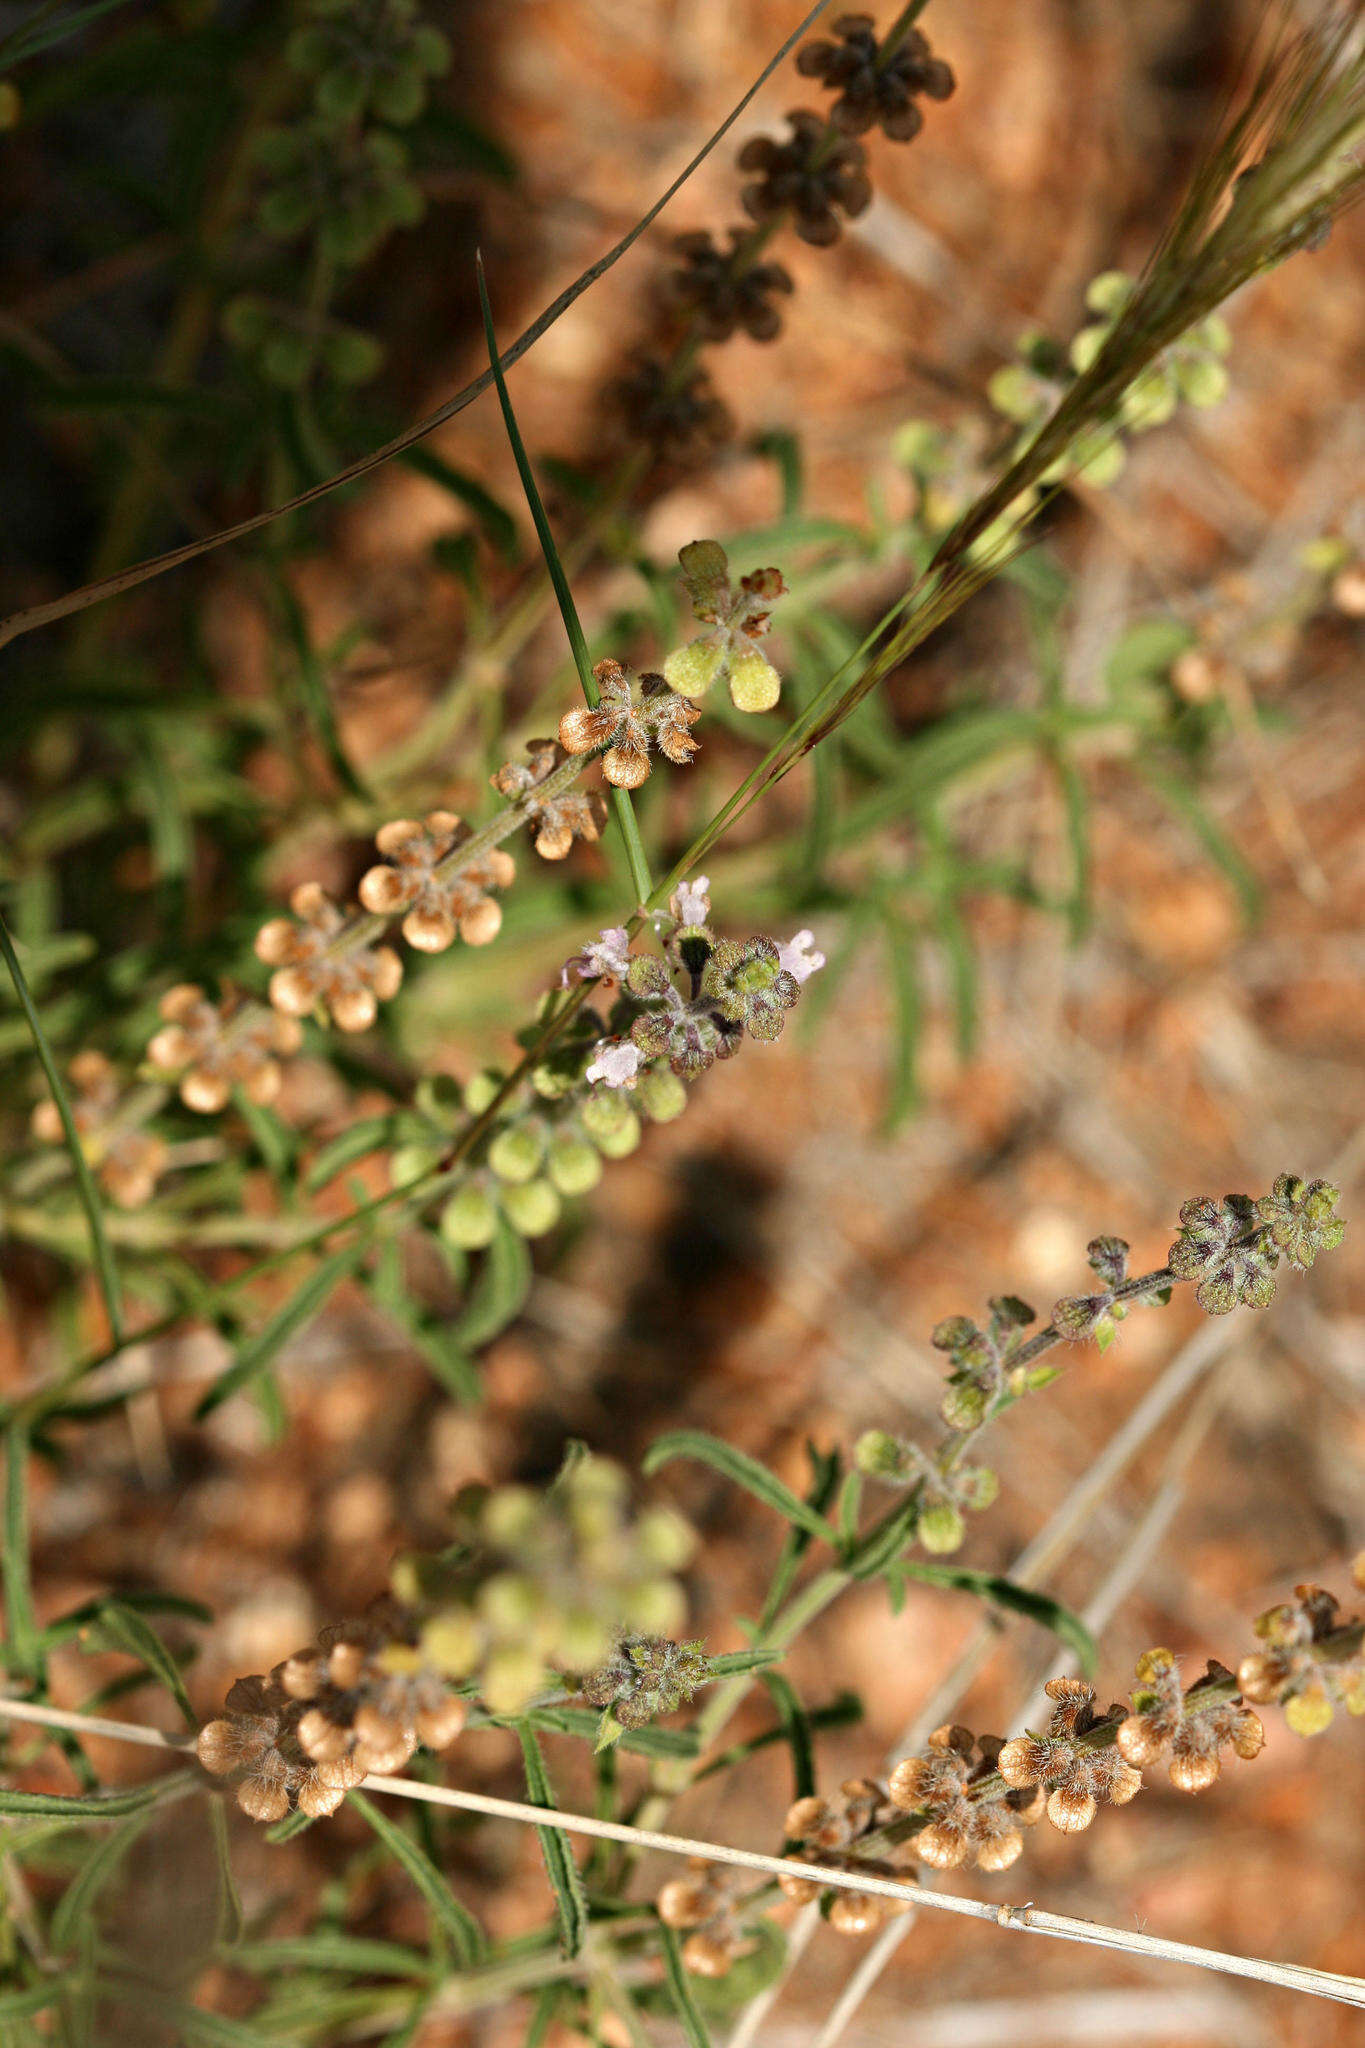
[415,1697,468,1749]
[887,1757,928,1808]
[297,1772,349,1818]
[777,1873,824,1903]
[784,1795,831,1838]
[196,1720,248,1776]
[680,1931,734,1978]
[237,1776,291,1824]
[1231,1709,1265,1759]
[828,1892,884,1936]
[914,1819,968,1870]
[1046,1786,1097,1833]
[297,1707,350,1763]
[975,1827,1024,1872]
[657,1878,715,1929]
[997,1737,1046,1788]
[1169,1749,1220,1793]
[1116,1714,1167,1766]
[1107,1761,1144,1805]
[1236,1653,1284,1703]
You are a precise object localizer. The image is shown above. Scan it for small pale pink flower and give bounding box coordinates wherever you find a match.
[777,929,826,983]
[671,877,711,926]
[585,1040,644,1089]
[560,927,633,989]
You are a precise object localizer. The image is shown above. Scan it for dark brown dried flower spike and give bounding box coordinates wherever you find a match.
[609,354,732,460]
[739,111,872,246]
[670,229,794,342]
[797,15,955,141]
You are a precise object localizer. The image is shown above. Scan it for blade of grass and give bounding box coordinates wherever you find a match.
[193,1242,365,1420]
[476,255,654,908]
[3,1423,39,1677]
[0,910,124,1343]
[659,1924,715,2048]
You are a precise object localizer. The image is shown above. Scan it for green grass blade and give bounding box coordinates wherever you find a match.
[476,256,654,908]
[643,1431,839,1545]
[3,1423,39,1676]
[0,910,124,1342]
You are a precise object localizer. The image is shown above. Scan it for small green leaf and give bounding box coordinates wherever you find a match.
[399,447,520,561]
[0,911,124,1343]
[229,1934,433,1977]
[50,1806,157,1950]
[760,1670,815,1804]
[90,1602,196,1728]
[0,1775,192,1821]
[452,1218,531,1351]
[348,1791,484,1964]
[901,1564,1098,1677]
[518,1727,588,1960]
[195,1244,364,1419]
[643,1432,839,1546]
[659,1923,715,2047]
[208,1796,244,1948]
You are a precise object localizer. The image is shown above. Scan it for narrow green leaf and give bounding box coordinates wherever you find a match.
[0,1984,62,2020]
[348,1790,484,1965]
[643,1431,839,1546]
[399,447,520,561]
[760,1671,815,1804]
[0,1775,191,1820]
[270,570,368,802]
[476,256,653,907]
[2,1423,38,1675]
[50,1806,157,1950]
[701,1650,779,1681]
[208,1794,244,1948]
[523,1983,567,2048]
[194,1244,364,1419]
[305,1115,409,1193]
[659,1924,714,2048]
[878,906,922,1133]
[752,429,804,516]
[0,910,124,1343]
[1139,764,1262,923]
[518,1728,588,1960]
[902,1563,1098,1677]
[91,1602,196,1728]
[694,1692,862,1782]
[229,1934,432,1977]
[452,1218,531,1350]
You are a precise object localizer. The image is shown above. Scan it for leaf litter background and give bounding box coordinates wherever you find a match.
[4,0,1364,2043]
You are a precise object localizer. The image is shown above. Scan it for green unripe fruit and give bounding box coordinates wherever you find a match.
[620,1577,687,1636]
[580,1091,633,1145]
[596,1108,641,1160]
[478,1572,543,1636]
[390,1143,440,1189]
[440,1180,498,1249]
[480,1485,538,1546]
[481,1646,546,1717]
[500,1177,562,1237]
[1176,355,1229,409]
[940,1383,988,1431]
[637,1067,688,1123]
[663,639,724,700]
[854,1429,907,1481]
[488,1122,544,1185]
[728,647,781,713]
[918,1501,966,1554]
[420,1609,483,1678]
[636,1506,697,1571]
[463,1069,503,1114]
[546,1134,603,1197]
[554,1610,614,1670]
